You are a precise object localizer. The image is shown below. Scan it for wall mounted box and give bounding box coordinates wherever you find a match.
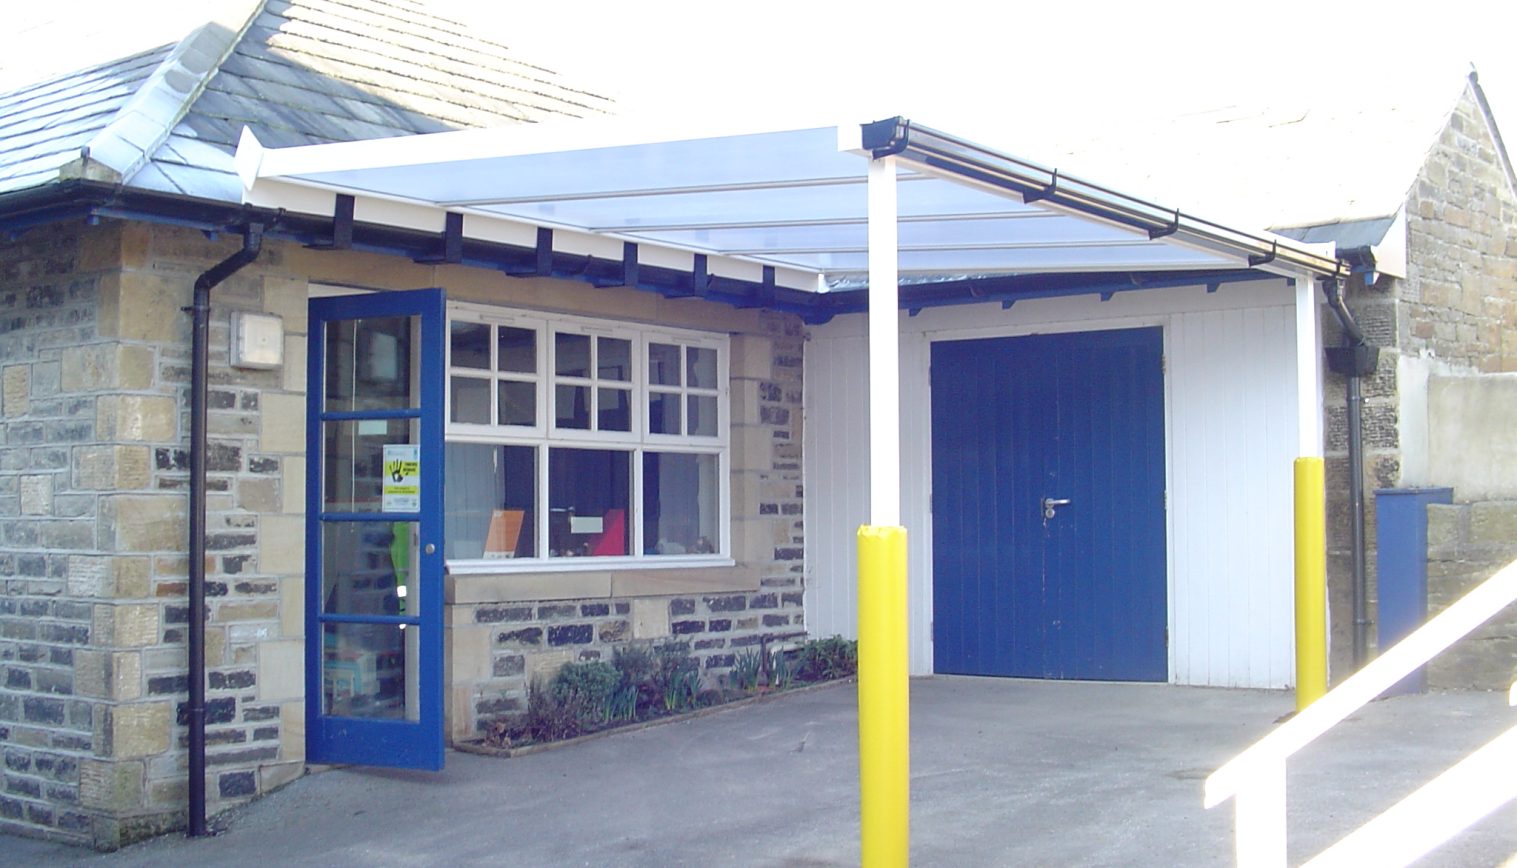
[232,311,284,369]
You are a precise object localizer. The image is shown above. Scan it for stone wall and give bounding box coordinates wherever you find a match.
[1322,84,1517,679]
[447,589,805,739]
[2,216,810,847]
[0,219,310,848]
[1425,501,1517,689]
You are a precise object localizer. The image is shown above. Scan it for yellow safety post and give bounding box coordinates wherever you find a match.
[1295,457,1328,711]
[858,524,909,867]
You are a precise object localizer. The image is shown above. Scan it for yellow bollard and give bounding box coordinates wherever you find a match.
[1295,458,1328,711]
[857,524,909,867]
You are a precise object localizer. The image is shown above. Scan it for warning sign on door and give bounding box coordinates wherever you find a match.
[382,444,420,512]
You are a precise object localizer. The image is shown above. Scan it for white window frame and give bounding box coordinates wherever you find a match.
[445,301,731,573]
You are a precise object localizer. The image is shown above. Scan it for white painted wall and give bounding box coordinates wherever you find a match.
[804,280,1303,687]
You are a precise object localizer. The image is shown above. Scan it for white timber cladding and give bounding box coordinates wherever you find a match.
[803,280,1302,687]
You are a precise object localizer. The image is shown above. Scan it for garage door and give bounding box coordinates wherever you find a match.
[930,327,1167,681]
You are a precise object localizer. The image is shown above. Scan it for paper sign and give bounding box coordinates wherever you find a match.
[382,444,420,512]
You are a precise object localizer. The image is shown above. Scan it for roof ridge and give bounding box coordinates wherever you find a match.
[65,1,266,184]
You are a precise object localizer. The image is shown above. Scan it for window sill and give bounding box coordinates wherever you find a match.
[446,556,733,576]
[445,560,757,604]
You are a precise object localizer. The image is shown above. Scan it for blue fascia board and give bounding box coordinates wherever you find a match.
[0,182,1284,325]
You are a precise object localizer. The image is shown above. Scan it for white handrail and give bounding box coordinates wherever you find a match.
[1204,557,1517,866]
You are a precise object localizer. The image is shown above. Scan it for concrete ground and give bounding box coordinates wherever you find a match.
[10,676,1517,867]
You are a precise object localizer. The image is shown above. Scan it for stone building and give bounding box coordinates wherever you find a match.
[3,0,1516,856]
[0,0,802,848]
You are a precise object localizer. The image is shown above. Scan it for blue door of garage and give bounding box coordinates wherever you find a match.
[930,327,1167,681]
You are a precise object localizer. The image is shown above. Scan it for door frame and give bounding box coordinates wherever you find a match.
[305,287,447,770]
[920,318,1175,680]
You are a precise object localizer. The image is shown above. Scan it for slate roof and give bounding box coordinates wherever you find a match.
[0,0,611,201]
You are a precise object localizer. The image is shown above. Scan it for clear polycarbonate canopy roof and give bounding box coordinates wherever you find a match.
[236,117,1343,293]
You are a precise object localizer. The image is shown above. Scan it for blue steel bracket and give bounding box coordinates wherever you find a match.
[306,194,354,250]
[503,227,554,278]
[413,212,464,264]
[690,254,710,297]
[733,265,778,309]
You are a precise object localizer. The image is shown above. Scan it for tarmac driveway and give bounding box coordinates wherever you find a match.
[12,676,1517,866]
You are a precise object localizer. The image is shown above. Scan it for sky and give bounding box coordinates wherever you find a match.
[3,0,1513,130]
[1,0,1514,223]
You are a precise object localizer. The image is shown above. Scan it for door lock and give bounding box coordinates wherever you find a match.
[1042,497,1072,521]
[424,543,436,555]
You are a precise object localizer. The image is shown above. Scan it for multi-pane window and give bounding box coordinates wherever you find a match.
[444,304,727,568]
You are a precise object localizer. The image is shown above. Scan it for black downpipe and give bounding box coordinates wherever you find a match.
[1323,277,1376,671]
[187,224,264,837]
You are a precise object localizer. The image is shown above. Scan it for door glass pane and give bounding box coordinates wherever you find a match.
[555,332,591,378]
[498,381,535,427]
[687,346,717,389]
[323,419,415,512]
[598,387,631,432]
[648,342,681,386]
[450,321,490,369]
[325,316,415,412]
[444,443,537,560]
[548,448,630,558]
[556,384,590,429]
[688,395,718,437]
[649,390,680,434]
[322,522,415,616]
[322,622,415,720]
[598,337,632,382]
[498,326,536,373]
[643,452,719,555]
[450,377,489,425]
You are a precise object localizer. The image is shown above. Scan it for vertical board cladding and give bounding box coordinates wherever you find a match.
[1168,305,1298,688]
[801,333,868,647]
[804,282,1301,688]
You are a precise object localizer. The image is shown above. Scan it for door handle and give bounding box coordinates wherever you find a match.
[1042,497,1071,520]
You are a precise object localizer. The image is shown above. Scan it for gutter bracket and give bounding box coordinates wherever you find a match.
[1148,209,1181,240]
[1023,169,1059,204]
[1248,240,1278,267]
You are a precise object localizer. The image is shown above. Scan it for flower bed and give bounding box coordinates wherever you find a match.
[462,636,857,756]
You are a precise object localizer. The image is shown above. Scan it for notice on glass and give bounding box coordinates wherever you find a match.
[382,444,420,512]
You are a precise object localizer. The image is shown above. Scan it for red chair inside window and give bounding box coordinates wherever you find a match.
[589,509,627,556]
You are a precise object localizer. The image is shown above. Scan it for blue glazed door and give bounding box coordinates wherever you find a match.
[306,289,445,770]
[930,328,1167,681]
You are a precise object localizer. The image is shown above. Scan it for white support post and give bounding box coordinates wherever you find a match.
[867,156,901,527]
[1294,274,1324,458]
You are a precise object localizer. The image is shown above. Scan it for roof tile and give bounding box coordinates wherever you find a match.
[0,0,613,203]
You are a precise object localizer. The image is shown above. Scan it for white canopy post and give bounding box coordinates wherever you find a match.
[867,155,901,526]
[1295,274,1325,458]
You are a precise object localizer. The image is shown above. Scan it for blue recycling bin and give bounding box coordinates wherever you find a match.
[1374,487,1454,695]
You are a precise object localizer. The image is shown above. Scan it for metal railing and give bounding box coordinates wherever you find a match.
[1205,558,1517,867]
